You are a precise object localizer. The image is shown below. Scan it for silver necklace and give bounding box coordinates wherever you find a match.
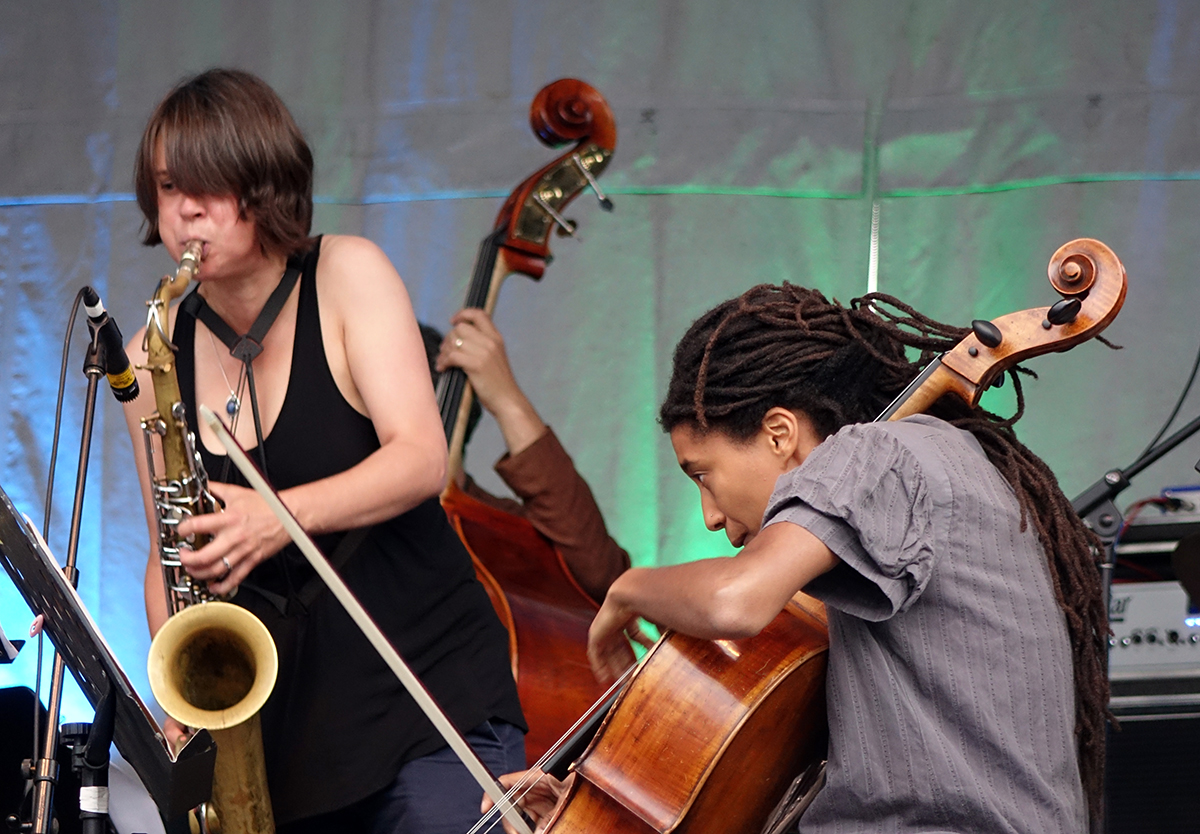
[207,326,246,426]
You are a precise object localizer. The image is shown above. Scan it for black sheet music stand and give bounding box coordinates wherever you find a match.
[0,482,215,821]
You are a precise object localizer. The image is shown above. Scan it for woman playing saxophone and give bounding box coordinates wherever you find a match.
[121,68,525,834]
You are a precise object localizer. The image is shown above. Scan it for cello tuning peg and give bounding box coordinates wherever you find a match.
[572,152,615,212]
[1046,297,1082,326]
[970,319,1003,349]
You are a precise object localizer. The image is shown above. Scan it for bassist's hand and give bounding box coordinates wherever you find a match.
[437,308,546,456]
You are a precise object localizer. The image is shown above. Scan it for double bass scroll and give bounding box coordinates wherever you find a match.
[442,78,617,477]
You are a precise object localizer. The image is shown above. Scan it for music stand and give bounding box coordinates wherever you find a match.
[0,482,215,821]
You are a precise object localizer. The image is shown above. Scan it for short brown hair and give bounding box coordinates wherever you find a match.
[134,68,314,257]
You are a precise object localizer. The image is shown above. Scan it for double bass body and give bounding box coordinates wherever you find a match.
[444,480,624,763]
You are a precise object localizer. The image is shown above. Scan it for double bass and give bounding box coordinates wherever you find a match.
[437,78,634,764]
[526,239,1127,833]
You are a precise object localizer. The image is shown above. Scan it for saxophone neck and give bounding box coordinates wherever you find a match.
[144,240,203,365]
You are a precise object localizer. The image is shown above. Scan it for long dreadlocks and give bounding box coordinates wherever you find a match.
[659,283,1110,818]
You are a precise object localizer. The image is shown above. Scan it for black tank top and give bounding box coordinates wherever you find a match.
[174,238,524,823]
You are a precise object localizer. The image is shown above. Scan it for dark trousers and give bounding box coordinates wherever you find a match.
[280,720,526,834]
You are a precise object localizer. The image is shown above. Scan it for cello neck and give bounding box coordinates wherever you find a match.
[875,238,1127,424]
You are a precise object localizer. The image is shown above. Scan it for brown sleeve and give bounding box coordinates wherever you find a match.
[493,428,631,602]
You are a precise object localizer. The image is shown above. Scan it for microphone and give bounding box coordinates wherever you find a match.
[81,287,140,402]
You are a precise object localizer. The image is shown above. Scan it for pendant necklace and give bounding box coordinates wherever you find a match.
[208,327,246,428]
[182,262,300,475]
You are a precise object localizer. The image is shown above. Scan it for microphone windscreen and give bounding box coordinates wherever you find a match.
[81,285,103,318]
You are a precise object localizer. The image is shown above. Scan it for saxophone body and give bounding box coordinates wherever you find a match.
[143,241,278,834]
[141,241,219,613]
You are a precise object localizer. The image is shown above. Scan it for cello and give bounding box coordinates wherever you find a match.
[437,78,634,764]
[524,239,1127,833]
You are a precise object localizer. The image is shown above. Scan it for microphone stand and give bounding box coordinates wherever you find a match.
[1072,410,1200,616]
[60,687,116,834]
[24,323,106,834]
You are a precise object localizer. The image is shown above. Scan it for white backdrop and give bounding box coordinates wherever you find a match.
[3,0,1200,722]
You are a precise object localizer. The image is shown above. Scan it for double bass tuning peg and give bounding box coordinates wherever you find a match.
[572,152,615,211]
[533,193,581,241]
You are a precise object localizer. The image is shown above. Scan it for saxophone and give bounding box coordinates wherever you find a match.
[142,241,278,834]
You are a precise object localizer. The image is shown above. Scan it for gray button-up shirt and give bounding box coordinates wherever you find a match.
[765,415,1085,834]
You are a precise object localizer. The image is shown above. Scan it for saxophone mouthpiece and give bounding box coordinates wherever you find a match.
[173,241,204,287]
[180,240,203,270]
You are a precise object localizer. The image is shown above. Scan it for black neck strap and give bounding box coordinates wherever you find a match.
[181,264,301,357]
[181,264,301,472]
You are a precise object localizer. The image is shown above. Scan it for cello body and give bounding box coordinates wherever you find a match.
[544,595,828,833]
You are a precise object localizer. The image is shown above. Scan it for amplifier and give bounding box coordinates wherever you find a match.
[1109,486,1200,711]
[1108,580,1200,716]
[1104,495,1200,833]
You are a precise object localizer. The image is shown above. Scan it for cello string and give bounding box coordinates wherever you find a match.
[528,664,635,768]
[466,666,639,834]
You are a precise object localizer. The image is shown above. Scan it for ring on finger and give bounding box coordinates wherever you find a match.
[220,556,232,577]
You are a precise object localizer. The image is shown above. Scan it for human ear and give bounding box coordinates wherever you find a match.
[761,407,821,467]
[760,408,801,458]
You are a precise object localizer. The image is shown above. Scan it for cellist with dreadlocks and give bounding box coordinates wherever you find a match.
[577,284,1108,833]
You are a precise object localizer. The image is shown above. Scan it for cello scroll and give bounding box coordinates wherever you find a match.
[887,238,1127,420]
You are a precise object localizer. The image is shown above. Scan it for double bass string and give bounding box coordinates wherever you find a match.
[436,228,505,433]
